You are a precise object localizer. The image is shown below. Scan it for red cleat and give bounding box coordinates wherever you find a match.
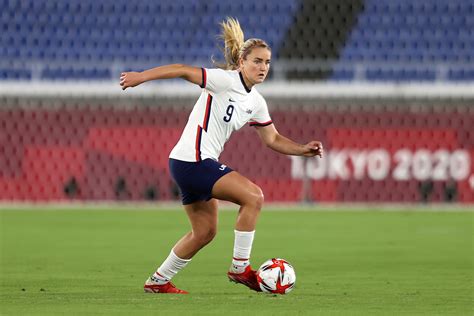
[227,265,262,292]
[144,278,189,294]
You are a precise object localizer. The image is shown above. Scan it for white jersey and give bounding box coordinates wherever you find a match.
[169,68,273,162]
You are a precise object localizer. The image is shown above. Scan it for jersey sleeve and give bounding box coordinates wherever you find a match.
[200,68,233,94]
[249,95,273,127]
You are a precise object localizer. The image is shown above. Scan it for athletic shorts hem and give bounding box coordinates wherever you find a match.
[169,158,233,205]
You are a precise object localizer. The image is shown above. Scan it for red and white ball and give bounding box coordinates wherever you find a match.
[256,258,296,294]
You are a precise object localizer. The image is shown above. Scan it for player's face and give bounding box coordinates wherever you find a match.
[240,47,271,86]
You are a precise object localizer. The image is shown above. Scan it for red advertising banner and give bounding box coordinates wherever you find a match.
[0,105,472,202]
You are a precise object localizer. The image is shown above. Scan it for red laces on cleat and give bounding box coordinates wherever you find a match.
[144,281,189,294]
[227,265,262,292]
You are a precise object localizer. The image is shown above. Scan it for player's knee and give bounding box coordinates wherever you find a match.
[193,227,217,246]
[247,185,264,211]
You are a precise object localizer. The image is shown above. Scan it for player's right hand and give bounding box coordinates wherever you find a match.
[120,72,143,90]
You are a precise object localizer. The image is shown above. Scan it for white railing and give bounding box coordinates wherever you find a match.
[1,60,473,99]
[1,59,473,82]
[270,59,474,82]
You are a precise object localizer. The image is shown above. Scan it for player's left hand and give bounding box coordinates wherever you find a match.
[303,141,323,158]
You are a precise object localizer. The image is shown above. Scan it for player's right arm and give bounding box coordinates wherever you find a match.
[120,64,203,90]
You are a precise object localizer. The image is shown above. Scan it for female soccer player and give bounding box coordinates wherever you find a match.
[120,18,323,294]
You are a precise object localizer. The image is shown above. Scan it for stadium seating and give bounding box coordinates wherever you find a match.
[1,0,473,81]
[1,1,472,204]
[333,0,474,81]
[0,0,299,80]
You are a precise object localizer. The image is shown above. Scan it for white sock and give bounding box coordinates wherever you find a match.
[230,230,255,273]
[150,249,191,285]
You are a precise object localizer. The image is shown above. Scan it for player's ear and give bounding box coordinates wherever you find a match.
[238,57,244,69]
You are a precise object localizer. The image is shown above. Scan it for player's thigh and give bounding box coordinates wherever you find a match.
[211,171,263,205]
[184,199,219,232]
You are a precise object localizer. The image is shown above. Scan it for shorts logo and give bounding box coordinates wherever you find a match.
[219,164,227,171]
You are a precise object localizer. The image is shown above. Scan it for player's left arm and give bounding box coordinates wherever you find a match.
[255,124,323,158]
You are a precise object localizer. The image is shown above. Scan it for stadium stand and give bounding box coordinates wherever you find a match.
[0,0,473,203]
[0,0,299,80]
[1,0,473,81]
[331,0,474,81]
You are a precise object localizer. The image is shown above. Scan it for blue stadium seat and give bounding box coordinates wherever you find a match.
[366,68,436,82]
[0,69,31,80]
[332,0,474,81]
[1,0,471,81]
[1,0,299,71]
[448,69,474,81]
[41,67,111,80]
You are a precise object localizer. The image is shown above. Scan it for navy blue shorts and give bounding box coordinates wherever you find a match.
[169,158,233,205]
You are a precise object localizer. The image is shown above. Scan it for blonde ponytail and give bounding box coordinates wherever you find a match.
[214,17,271,70]
[216,17,245,70]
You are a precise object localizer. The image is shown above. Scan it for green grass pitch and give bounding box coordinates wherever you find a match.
[0,206,472,315]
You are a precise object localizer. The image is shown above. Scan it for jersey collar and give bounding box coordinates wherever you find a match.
[238,72,252,93]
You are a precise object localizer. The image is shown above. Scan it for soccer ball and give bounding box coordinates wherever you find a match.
[256,258,296,294]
